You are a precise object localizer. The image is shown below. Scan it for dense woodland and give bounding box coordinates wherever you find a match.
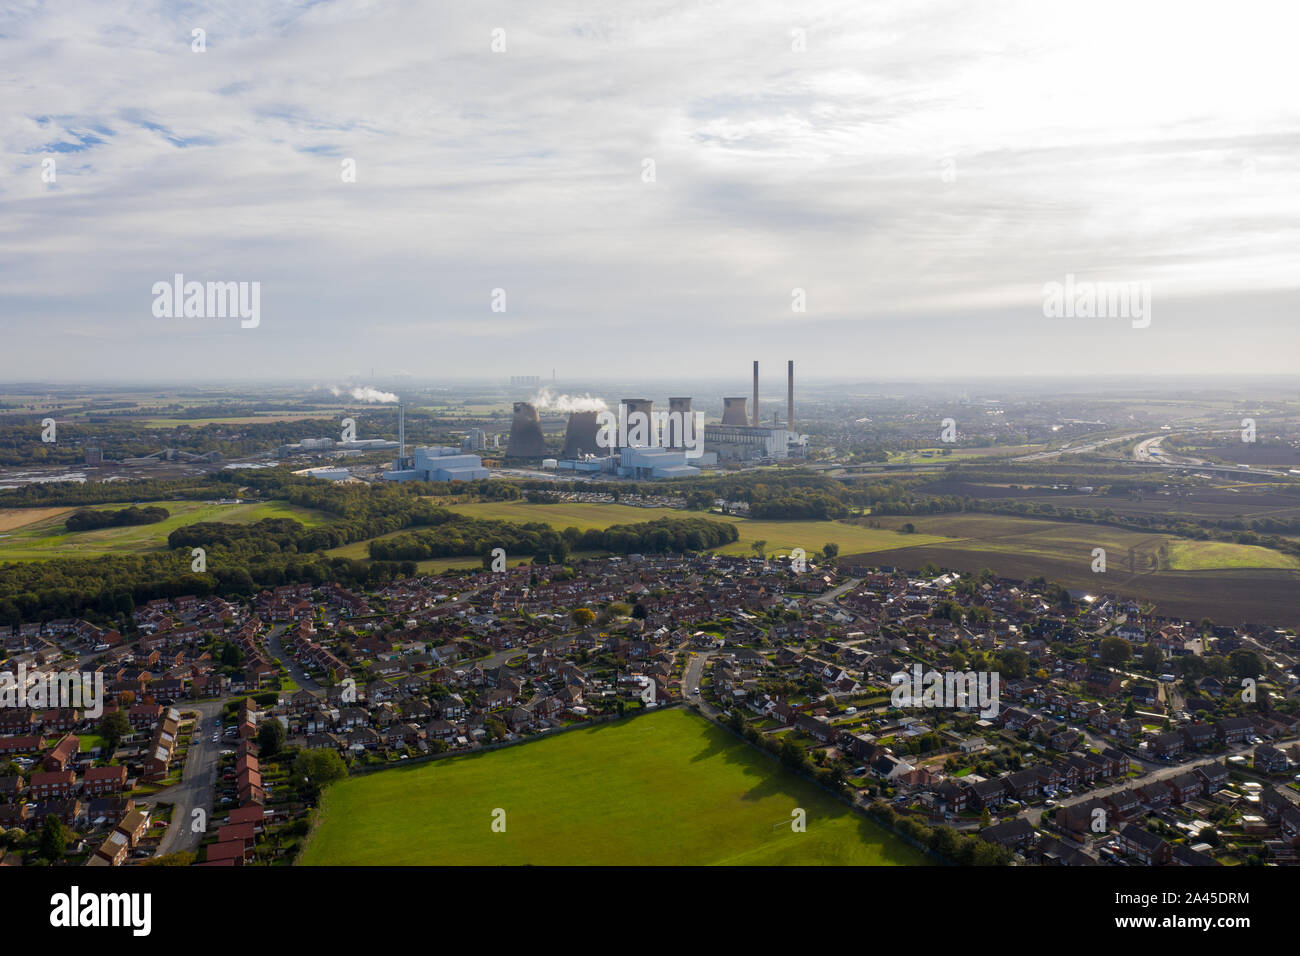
[65,505,169,532]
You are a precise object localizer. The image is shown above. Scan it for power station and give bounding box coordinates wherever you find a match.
[493,360,806,474]
[703,360,806,462]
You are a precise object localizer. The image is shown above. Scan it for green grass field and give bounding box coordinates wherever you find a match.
[324,499,950,567]
[0,499,333,561]
[299,708,930,866]
[1166,539,1300,571]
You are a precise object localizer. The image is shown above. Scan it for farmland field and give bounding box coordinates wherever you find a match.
[849,513,1300,625]
[299,707,929,866]
[0,499,333,561]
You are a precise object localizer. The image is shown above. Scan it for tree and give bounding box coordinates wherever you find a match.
[97,710,131,756]
[571,607,595,627]
[996,648,1030,680]
[294,748,348,796]
[257,718,286,757]
[1228,649,1263,680]
[822,542,839,564]
[751,540,767,558]
[40,814,67,861]
[1100,637,1132,666]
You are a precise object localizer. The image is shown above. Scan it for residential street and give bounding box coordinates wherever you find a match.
[1018,734,1300,827]
[140,700,226,858]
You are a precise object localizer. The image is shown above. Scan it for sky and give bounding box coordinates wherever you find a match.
[2,0,1299,383]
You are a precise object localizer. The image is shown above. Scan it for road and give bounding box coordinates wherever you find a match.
[266,623,319,691]
[1014,432,1147,462]
[682,652,716,717]
[812,577,861,608]
[1018,734,1300,827]
[141,700,226,858]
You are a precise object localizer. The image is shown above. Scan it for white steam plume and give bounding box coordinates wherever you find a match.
[326,385,399,403]
[530,387,607,413]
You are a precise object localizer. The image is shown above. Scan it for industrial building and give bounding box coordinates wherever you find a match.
[618,446,703,479]
[704,360,806,461]
[703,423,803,460]
[294,466,353,482]
[384,446,489,483]
[276,438,398,458]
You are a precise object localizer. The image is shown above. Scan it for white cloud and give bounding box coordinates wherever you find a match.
[1,0,1298,380]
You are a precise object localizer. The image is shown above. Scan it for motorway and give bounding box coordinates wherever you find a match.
[1013,432,1147,462]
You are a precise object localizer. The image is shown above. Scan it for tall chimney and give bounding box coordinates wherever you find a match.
[787,360,794,432]
[752,360,759,427]
[398,403,406,464]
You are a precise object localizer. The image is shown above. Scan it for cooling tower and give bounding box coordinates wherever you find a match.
[506,402,548,457]
[620,399,655,448]
[721,397,749,426]
[562,410,602,458]
[666,397,692,448]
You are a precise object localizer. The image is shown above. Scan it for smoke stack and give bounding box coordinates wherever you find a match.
[620,399,655,448]
[752,360,759,427]
[398,403,405,465]
[787,360,794,431]
[506,402,547,458]
[721,397,749,426]
[562,410,602,458]
[667,397,692,448]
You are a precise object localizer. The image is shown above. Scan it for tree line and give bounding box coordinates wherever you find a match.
[66,505,169,532]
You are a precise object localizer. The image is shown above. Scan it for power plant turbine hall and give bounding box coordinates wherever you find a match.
[561,410,602,457]
[506,402,548,458]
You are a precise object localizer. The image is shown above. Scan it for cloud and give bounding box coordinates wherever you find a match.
[1,0,1298,380]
